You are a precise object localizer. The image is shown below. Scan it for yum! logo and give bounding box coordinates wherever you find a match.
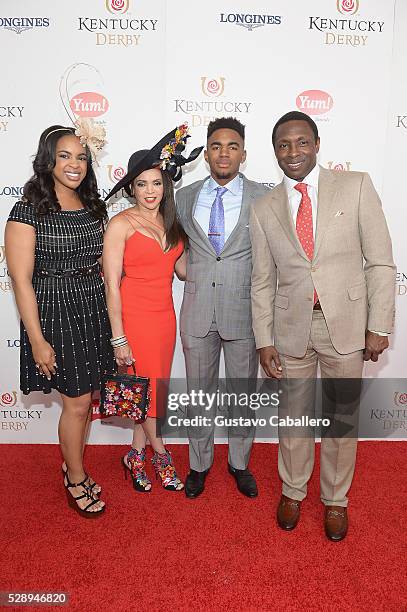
[296,90,333,116]
[201,77,225,98]
[70,92,109,118]
[337,0,359,15]
[105,0,129,14]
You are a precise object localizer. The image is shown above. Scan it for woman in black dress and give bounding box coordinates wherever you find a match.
[5,124,114,517]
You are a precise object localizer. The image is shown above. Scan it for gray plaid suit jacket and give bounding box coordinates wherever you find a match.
[176,174,269,340]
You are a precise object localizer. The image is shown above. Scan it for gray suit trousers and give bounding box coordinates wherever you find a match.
[181,316,258,472]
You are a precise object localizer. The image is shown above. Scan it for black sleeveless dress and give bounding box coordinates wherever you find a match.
[8,201,114,397]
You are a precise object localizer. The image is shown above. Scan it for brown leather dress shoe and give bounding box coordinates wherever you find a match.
[277,495,301,530]
[324,506,348,541]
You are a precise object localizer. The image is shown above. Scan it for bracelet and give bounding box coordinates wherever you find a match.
[113,342,128,350]
[110,335,128,347]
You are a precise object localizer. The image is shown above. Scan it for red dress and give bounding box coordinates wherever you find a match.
[120,226,183,418]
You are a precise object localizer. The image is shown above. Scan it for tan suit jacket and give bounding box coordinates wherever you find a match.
[250,166,396,357]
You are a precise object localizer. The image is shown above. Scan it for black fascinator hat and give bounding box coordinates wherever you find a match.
[105,124,203,201]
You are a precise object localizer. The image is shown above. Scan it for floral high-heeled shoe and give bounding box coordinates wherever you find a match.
[122,447,152,493]
[151,449,184,491]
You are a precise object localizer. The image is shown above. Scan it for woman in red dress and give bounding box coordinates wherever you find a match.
[103,126,202,492]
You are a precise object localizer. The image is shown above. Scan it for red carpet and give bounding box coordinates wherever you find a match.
[0,442,406,611]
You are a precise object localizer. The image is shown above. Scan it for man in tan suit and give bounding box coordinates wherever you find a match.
[250,111,396,540]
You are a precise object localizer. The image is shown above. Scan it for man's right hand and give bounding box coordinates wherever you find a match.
[259,345,283,379]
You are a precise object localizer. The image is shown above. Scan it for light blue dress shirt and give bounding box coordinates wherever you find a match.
[194,174,243,245]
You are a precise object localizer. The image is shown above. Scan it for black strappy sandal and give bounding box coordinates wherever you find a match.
[64,472,106,518]
[62,463,101,496]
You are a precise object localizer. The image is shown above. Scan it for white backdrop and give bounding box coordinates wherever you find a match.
[0,0,406,443]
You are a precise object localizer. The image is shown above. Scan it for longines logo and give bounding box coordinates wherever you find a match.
[309,0,384,47]
[0,17,49,34]
[0,185,23,197]
[396,271,406,296]
[296,90,333,121]
[219,13,282,31]
[78,0,158,47]
[0,106,24,134]
[6,339,20,348]
[327,161,351,171]
[174,77,252,128]
[201,77,225,98]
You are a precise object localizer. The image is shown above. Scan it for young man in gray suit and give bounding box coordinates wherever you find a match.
[176,117,269,498]
[250,111,396,540]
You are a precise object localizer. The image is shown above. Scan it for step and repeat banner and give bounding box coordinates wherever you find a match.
[0,0,406,443]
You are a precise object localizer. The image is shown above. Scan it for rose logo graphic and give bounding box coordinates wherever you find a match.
[105,0,129,14]
[201,77,225,98]
[107,165,126,183]
[327,161,351,171]
[394,392,407,406]
[0,246,5,264]
[0,391,17,407]
[337,0,359,15]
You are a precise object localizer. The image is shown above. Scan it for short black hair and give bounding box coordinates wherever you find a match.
[207,117,245,141]
[272,111,319,147]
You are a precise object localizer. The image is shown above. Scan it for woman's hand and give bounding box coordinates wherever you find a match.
[113,344,135,368]
[31,339,57,380]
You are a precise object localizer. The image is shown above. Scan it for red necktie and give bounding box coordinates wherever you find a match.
[294,183,318,304]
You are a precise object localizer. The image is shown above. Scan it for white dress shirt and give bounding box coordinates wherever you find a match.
[194,174,243,244]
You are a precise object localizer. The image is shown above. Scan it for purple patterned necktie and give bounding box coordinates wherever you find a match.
[208,186,227,255]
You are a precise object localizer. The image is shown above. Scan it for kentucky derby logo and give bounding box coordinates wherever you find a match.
[327,161,351,171]
[296,90,333,116]
[107,164,126,183]
[105,0,129,14]
[201,77,225,98]
[0,392,17,408]
[0,246,5,264]
[394,392,407,406]
[337,0,359,15]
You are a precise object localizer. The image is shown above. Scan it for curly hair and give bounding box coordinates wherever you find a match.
[22,125,107,221]
[207,117,245,142]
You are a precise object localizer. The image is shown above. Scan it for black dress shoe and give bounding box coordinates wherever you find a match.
[228,464,258,498]
[185,469,208,498]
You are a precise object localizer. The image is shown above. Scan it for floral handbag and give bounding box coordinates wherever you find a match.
[100,364,150,422]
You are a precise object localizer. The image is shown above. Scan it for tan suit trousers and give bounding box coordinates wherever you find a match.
[278,310,364,507]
